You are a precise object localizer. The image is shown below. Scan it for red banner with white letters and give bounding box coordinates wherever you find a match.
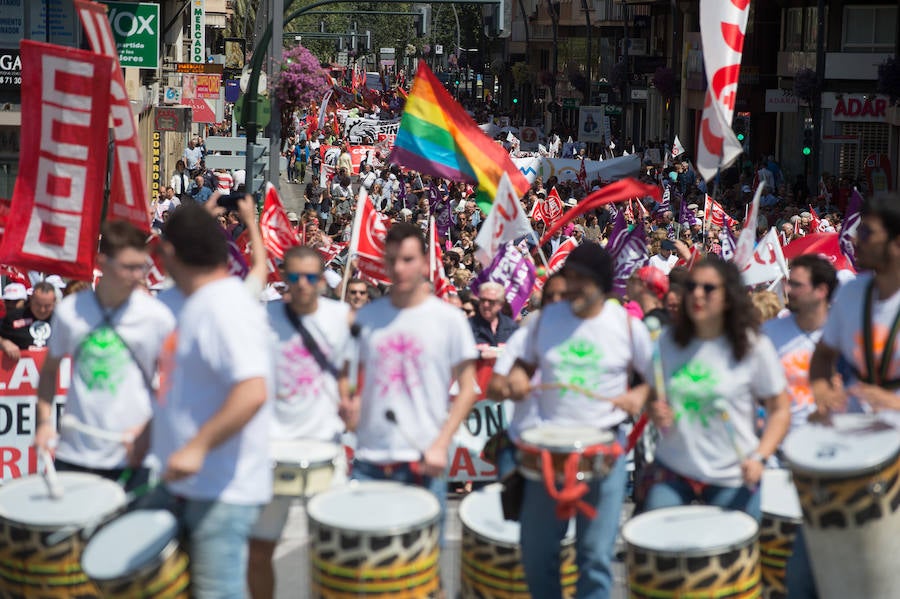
[75,0,151,232]
[0,41,112,280]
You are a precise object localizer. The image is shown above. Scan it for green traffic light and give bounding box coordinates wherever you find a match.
[736,133,745,141]
[512,98,518,104]
[802,147,812,156]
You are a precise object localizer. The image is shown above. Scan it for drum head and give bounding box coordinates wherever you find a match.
[271,439,339,465]
[783,414,900,477]
[308,481,439,534]
[519,425,614,451]
[82,510,178,580]
[459,483,519,545]
[0,473,125,527]
[460,483,575,545]
[622,506,758,556]
[761,469,802,520]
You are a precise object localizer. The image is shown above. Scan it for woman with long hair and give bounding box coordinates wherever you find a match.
[643,258,790,518]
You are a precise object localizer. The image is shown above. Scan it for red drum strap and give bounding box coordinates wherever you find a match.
[540,442,623,520]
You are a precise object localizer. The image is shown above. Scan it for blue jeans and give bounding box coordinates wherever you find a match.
[519,455,627,599]
[786,527,819,598]
[643,464,761,520]
[351,460,447,544]
[496,443,518,480]
[140,486,261,599]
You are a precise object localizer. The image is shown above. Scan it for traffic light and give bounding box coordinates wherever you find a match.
[512,96,518,104]
[413,4,430,37]
[732,114,749,146]
[802,128,813,156]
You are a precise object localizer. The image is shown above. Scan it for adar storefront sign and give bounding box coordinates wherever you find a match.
[102,2,160,69]
[0,50,22,93]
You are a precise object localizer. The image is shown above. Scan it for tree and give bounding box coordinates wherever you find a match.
[274,45,330,114]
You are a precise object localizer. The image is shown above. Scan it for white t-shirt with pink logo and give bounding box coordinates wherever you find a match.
[266,297,350,442]
[353,296,478,463]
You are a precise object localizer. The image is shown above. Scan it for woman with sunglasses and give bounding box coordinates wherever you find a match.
[643,258,790,518]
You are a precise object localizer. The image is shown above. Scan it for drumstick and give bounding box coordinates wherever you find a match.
[531,382,610,401]
[59,414,134,444]
[39,448,63,500]
[384,409,425,456]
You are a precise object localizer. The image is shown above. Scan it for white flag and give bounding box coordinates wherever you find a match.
[741,228,790,287]
[733,183,764,270]
[696,0,751,181]
[671,135,685,158]
[475,173,535,267]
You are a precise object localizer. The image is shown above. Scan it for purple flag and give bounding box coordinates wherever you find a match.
[607,211,649,296]
[429,181,452,240]
[839,187,863,269]
[470,242,536,319]
[720,217,738,261]
[654,182,671,216]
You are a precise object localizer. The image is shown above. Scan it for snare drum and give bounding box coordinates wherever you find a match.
[516,425,618,482]
[783,414,900,599]
[0,472,126,597]
[759,469,802,599]
[459,483,576,599]
[307,481,441,598]
[81,510,189,598]
[623,506,761,599]
[272,439,339,497]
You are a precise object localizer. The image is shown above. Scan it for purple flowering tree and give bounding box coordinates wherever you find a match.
[273,45,330,132]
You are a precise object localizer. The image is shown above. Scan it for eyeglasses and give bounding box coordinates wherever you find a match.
[285,272,320,285]
[480,298,503,306]
[685,281,722,295]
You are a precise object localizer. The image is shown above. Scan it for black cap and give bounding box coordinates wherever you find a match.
[564,242,614,293]
[660,239,677,251]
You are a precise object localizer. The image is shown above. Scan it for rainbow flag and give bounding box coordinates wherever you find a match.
[390,60,530,212]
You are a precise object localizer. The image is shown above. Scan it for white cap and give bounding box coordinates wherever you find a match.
[323,269,342,288]
[566,197,578,207]
[45,274,67,289]
[2,283,27,301]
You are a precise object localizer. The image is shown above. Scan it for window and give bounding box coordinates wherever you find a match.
[842,6,897,51]
[783,7,825,52]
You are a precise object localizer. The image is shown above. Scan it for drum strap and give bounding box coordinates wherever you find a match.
[283,303,339,378]
[70,292,156,394]
[540,442,623,520]
[861,280,900,387]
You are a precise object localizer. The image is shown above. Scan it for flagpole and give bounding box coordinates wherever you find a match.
[340,189,368,301]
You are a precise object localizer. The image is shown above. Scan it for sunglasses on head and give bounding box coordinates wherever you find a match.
[285,272,320,285]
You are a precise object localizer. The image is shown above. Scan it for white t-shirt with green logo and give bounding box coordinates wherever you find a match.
[49,290,176,469]
[521,299,652,430]
[652,329,785,486]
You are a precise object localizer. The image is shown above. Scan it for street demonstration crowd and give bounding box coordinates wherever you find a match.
[1,106,888,599]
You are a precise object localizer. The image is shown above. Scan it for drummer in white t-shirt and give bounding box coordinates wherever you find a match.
[507,243,653,599]
[339,223,479,529]
[35,221,175,492]
[248,246,351,599]
[811,192,900,425]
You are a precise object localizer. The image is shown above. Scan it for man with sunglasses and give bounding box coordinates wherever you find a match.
[346,278,371,314]
[35,221,175,492]
[812,192,900,426]
[248,246,351,599]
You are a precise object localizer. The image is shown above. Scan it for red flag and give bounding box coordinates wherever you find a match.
[316,241,346,265]
[623,200,634,223]
[538,179,661,245]
[808,205,824,232]
[429,217,453,299]
[260,183,300,260]
[782,232,856,273]
[75,0,151,232]
[576,158,588,192]
[0,41,113,280]
[0,197,10,241]
[547,237,578,274]
[145,234,167,288]
[703,194,729,228]
[349,189,391,284]
[0,265,31,290]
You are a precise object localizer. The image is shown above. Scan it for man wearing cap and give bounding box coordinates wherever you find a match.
[1,282,56,359]
[648,239,679,275]
[507,243,652,598]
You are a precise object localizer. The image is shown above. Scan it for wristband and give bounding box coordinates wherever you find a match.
[748,451,766,464]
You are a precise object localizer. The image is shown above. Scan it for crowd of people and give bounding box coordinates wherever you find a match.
[2,91,890,598]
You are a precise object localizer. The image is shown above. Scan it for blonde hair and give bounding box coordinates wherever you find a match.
[751,290,781,324]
